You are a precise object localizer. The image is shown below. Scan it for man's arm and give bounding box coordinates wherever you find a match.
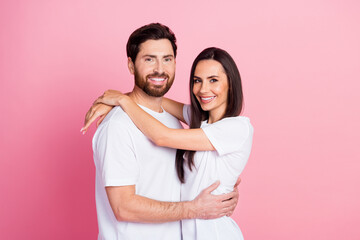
[106,182,237,223]
[92,111,239,223]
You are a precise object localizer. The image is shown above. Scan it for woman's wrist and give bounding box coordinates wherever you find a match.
[117,94,131,108]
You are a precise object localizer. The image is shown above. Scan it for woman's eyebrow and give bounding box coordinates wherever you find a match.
[206,75,219,79]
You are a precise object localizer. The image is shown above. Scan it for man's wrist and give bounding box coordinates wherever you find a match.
[182,200,197,220]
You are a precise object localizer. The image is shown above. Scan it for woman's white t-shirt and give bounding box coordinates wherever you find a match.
[181,105,254,240]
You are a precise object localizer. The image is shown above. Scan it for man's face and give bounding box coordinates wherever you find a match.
[131,39,176,97]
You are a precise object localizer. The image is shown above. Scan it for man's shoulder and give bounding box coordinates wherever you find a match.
[94,106,135,136]
[93,107,136,147]
[101,106,132,125]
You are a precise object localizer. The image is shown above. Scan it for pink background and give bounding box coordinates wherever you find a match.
[1,0,359,239]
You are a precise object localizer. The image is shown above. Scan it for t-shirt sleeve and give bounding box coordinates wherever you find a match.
[202,117,253,156]
[182,104,191,125]
[93,119,139,187]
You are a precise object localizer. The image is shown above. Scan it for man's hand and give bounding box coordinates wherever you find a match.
[190,181,238,220]
[80,103,113,134]
[227,176,241,216]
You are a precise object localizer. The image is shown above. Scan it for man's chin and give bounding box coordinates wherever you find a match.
[144,87,169,97]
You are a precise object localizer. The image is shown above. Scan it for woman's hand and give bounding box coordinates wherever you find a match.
[80,103,113,134]
[94,89,125,106]
[80,90,125,134]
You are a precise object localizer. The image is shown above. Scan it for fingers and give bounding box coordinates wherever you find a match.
[81,109,93,134]
[81,105,99,134]
[97,115,106,127]
[220,198,237,216]
[209,198,237,219]
[94,97,104,105]
[84,109,91,125]
[84,111,99,132]
[216,191,236,202]
[203,181,220,194]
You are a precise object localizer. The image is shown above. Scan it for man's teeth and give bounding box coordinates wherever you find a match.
[150,78,166,82]
[201,97,215,100]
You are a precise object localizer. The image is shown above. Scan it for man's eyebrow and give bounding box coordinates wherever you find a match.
[142,55,156,58]
[142,54,174,58]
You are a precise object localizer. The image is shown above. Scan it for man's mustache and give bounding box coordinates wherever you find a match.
[147,73,169,78]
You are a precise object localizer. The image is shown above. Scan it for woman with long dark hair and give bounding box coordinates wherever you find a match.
[83,47,253,239]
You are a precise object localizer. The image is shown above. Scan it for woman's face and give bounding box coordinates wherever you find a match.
[192,59,229,123]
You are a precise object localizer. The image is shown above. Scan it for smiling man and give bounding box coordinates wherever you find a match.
[131,38,175,98]
[87,23,238,240]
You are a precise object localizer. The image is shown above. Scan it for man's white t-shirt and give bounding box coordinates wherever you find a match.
[181,105,254,240]
[92,106,182,240]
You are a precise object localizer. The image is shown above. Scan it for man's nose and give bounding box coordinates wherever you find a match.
[154,61,164,74]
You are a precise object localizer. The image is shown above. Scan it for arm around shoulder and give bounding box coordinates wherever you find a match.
[162,98,186,123]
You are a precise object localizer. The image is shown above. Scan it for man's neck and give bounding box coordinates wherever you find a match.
[129,86,163,113]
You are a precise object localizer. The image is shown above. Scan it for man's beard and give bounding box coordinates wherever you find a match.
[134,71,174,97]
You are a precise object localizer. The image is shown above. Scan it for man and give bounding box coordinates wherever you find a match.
[82,23,238,240]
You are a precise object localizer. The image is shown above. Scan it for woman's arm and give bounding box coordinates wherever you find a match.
[81,103,113,134]
[162,98,186,124]
[121,96,214,151]
[95,94,214,151]
[80,90,187,134]
[81,90,127,134]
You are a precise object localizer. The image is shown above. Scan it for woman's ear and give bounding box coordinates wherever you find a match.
[128,57,135,75]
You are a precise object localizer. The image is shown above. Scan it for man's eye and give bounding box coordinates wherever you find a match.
[164,58,172,62]
[145,58,152,62]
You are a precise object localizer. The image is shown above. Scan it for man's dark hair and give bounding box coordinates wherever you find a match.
[126,23,177,62]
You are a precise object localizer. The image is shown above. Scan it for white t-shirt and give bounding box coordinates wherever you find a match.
[181,105,253,240]
[92,106,182,240]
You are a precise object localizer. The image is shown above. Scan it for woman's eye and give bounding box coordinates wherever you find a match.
[210,78,218,83]
[193,79,201,83]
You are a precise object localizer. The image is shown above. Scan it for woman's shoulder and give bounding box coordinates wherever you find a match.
[217,115,252,126]
[213,116,253,136]
[202,116,253,135]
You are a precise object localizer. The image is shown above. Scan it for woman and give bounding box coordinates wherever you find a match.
[83,47,253,240]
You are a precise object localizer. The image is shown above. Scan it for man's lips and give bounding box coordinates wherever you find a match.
[148,76,168,85]
[149,77,167,82]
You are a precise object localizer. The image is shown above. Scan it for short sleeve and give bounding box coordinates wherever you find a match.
[182,104,191,125]
[202,117,253,156]
[93,119,139,186]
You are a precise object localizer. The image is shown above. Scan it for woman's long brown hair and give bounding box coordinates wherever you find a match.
[176,47,244,183]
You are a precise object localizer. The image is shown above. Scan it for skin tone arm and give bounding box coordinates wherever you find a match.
[115,95,213,151]
[81,92,185,131]
[161,97,186,123]
[106,181,238,223]
[82,90,214,151]
[81,91,241,219]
